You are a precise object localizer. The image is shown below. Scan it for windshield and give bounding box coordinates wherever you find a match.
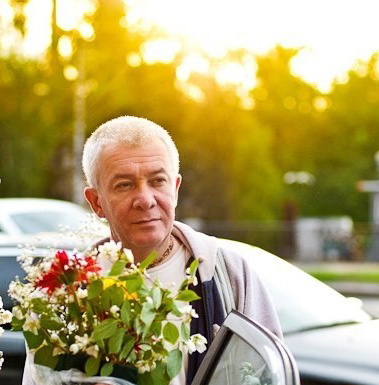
[263,265,371,334]
[10,211,88,234]
[221,240,371,335]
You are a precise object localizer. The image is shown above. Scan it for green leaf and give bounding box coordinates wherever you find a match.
[93,318,118,340]
[85,356,101,377]
[163,322,179,345]
[140,252,157,270]
[110,285,125,307]
[152,287,162,309]
[23,330,44,349]
[120,335,135,360]
[101,287,112,310]
[189,259,199,276]
[150,320,162,337]
[30,298,48,314]
[109,260,127,276]
[141,361,170,385]
[108,328,125,354]
[100,362,114,377]
[34,346,59,369]
[167,348,183,379]
[40,318,63,330]
[176,290,200,303]
[152,344,168,357]
[181,323,190,340]
[140,302,156,327]
[88,279,103,300]
[121,272,143,293]
[139,371,154,385]
[11,317,25,331]
[68,301,81,321]
[120,301,131,326]
[86,303,95,327]
[169,301,183,317]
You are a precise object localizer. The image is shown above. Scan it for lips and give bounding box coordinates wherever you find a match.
[133,218,159,225]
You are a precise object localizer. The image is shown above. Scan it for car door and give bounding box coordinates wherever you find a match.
[191,310,300,385]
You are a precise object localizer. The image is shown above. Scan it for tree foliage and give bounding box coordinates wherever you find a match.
[0,0,378,223]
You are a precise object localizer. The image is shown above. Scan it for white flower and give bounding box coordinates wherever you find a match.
[0,351,3,370]
[0,297,3,308]
[0,310,13,324]
[185,268,198,286]
[23,313,40,335]
[98,241,122,262]
[12,307,24,320]
[86,344,99,358]
[67,322,78,333]
[69,343,80,355]
[0,327,4,338]
[110,305,120,316]
[187,334,207,354]
[179,304,198,322]
[123,248,134,264]
[74,334,89,349]
[135,360,156,374]
[77,288,88,299]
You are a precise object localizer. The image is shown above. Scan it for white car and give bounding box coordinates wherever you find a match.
[0,198,93,236]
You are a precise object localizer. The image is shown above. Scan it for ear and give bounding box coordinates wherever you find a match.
[174,174,182,206]
[84,187,106,218]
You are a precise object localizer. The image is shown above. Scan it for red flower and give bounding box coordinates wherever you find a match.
[35,250,100,294]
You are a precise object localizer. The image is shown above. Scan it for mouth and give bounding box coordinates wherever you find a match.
[133,218,159,225]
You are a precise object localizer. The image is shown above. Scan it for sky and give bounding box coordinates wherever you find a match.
[2,0,379,93]
[124,0,379,92]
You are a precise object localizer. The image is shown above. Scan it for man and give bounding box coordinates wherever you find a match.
[23,115,281,385]
[82,116,281,384]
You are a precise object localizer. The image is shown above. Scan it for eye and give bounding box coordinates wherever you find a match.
[151,176,167,186]
[115,181,133,190]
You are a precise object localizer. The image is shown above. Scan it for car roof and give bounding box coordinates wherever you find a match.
[0,198,88,215]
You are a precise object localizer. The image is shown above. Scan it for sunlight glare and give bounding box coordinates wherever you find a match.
[141,38,181,64]
[124,0,379,92]
[23,0,51,57]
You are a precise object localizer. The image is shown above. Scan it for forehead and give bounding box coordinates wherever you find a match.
[98,139,172,172]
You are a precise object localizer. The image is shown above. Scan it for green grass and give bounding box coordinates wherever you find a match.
[305,270,379,283]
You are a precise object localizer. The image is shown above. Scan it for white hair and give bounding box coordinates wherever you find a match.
[82,116,180,187]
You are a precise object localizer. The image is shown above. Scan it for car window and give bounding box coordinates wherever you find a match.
[191,310,299,385]
[0,254,26,310]
[204,334,272,385]
[10,211,87,233]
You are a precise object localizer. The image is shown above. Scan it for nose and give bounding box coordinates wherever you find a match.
[132,183,157,210]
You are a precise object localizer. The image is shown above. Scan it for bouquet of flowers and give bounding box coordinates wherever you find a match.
[0,296,13,370]
[10,240,207,384]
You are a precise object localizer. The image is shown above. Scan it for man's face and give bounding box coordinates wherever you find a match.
[85,139,181,256]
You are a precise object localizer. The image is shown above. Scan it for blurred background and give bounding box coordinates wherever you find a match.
[1,0,379,263]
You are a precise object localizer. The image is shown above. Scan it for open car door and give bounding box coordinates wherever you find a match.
[191,310,300,385]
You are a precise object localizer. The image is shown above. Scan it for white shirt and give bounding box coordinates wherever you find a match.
[148,244,190,385]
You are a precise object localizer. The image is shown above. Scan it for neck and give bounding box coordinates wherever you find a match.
[112,234,174,265]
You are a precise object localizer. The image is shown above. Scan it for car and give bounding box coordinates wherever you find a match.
[0,238,377,385]
[218,239,378,385]
[0,198,95,236]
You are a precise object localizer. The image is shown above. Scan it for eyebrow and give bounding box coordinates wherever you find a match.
[112,168,169,180]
